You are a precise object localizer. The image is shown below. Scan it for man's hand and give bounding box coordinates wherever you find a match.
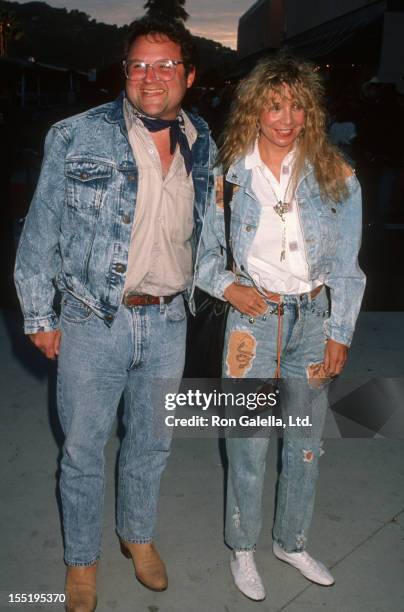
[224,283,267,317]
[324,338,348,377]
[29,330,61,360]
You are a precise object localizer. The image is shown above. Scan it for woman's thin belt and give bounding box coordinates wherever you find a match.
[262,285,323,378]
[264,284,323,306]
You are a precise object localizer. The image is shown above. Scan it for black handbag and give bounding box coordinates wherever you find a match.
[184,178,234,379]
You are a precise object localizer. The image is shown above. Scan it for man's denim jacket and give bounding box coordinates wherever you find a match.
[193,158,366,347]
[14,93,216,334]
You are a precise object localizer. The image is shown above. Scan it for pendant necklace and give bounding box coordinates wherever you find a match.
[266,169,293,262]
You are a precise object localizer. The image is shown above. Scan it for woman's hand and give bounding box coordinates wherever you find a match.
[224,283,267,317]
[324,339,348,377]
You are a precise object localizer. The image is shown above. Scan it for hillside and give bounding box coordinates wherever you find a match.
[1,0,236,78]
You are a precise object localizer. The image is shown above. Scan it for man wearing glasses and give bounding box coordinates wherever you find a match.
[14,17,215,612]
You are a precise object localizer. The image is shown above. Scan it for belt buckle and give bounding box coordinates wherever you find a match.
[123,292,143,307]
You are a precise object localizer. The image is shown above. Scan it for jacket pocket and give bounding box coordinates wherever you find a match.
[65,159,113,214]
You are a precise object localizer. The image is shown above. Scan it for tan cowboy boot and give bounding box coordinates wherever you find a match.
[120,541,168,591]
[65,564,97,612]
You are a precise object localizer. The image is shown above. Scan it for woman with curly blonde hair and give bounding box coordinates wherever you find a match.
[220,53,349,202]
[195,53,365,601]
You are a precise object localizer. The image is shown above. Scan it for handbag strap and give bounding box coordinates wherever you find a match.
[223,176,234,271]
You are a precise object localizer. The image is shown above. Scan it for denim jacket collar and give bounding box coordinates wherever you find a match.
[225,158,256,199]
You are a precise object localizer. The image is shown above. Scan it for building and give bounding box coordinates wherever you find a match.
[237,0,284,59]
[237,0,404,87]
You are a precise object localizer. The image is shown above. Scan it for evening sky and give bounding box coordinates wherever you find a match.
[15,0,254,48]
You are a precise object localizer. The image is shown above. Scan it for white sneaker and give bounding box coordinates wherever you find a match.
[230,550,266,601]
[273,542,334,586]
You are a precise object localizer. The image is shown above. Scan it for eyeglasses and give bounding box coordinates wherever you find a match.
[123,59,185,81]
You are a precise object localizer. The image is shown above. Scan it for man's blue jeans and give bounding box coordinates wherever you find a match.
[57,293,186,566]
[223,287,330,553]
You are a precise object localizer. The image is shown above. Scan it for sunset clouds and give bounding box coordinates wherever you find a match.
[16,0,254,48]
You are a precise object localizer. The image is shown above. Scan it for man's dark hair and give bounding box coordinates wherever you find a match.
[125,16,198,75]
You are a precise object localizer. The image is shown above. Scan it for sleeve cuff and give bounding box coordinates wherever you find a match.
[323,319,352,347]
[23,314,60,335]
[215,272,237,301]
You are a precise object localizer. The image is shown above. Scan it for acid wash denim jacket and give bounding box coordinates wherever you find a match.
[14,93,216,334]
[193,158,366,347]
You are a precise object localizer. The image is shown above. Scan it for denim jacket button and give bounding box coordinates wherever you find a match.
[128,174,135,181]
[80,172,89,179]
[105,314,113,322]
[122,214,131,224]
[115,263,126,273]
[245,225,252,232]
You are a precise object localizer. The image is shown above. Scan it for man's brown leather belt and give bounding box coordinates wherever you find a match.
[122,293,178,307]
[264,284,323,304]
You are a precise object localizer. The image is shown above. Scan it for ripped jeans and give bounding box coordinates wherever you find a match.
[224,286,330,553]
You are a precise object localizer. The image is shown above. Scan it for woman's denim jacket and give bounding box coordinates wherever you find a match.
[193,158,366,347]
[14,93,216,334]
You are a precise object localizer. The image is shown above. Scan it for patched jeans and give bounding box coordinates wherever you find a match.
[224,286,330,553]
[57,293,186,566]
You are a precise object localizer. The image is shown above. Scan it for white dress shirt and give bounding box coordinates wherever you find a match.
[246,141,321,294]
[123,98,197,295]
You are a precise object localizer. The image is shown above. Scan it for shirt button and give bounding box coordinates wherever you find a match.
[122,214,131,224]
[115,263,126,273]
[80,172,89,179]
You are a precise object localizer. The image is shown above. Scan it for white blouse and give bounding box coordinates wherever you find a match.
[245,141,322,294]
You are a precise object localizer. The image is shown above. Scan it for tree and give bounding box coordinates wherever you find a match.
[143,0,189,22]
[0,9,22,57]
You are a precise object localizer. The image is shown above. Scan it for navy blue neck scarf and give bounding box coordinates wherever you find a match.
[133,108,193,176]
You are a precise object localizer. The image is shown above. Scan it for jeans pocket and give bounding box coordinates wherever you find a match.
[61,293,95,324]
[310,287,330,317]
[165,295,186,322]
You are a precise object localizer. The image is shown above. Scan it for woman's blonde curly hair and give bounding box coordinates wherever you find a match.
[219,52,350,202]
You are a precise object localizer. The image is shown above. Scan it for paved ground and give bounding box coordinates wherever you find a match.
[1,309,403,612]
